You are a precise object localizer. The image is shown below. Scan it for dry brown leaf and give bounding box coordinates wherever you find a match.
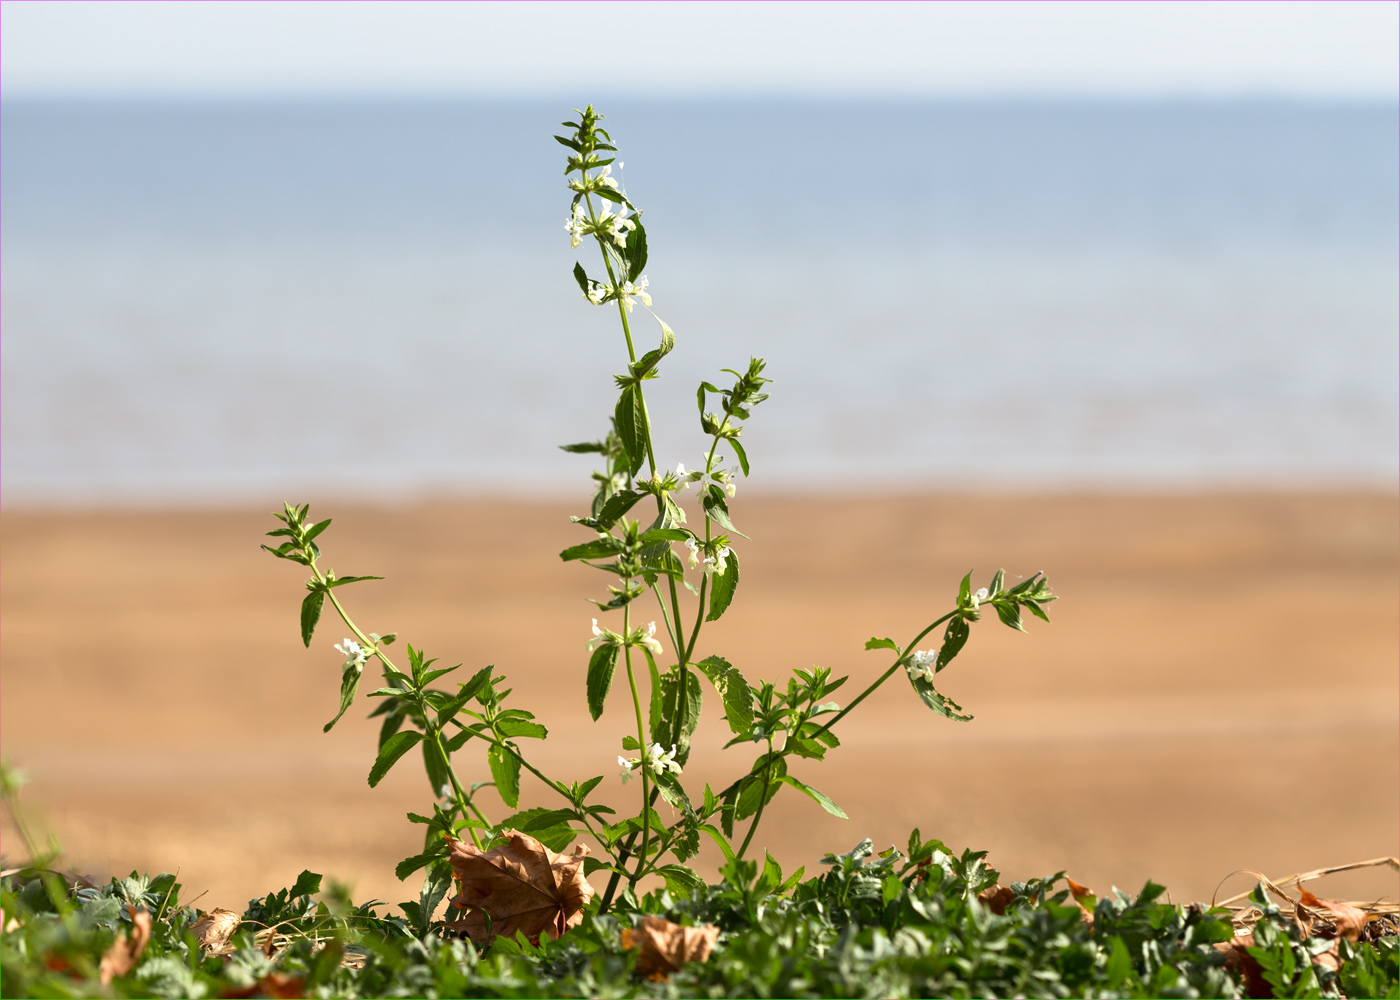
[444,831,594,944]
[1066,878,1096,922]
[191,907,242,955]
[99,906,152,984]
[977,884,1015,916]
[1215,934,1272,999]
[1298,886,1370,942]
[621,915,720,981]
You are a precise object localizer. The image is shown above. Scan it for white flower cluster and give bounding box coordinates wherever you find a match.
[674,461,738,498]
[581,275,651,310]
[588,618,664,656]
[684,537,732,576]
[905,648,937,683]
[618,742,683,783]
[564,167,637,250]
[970,587,990,609]
[334,637,367,675]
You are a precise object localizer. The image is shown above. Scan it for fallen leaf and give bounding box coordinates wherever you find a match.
[977,884,1015,915]
[444,831,594,944]
[99,906,152,984]
[191,907,242,954]
[621,915,720,981]
[1298,886,1369,942]
[1215,934,1271,999]
[1066,878,1096,921]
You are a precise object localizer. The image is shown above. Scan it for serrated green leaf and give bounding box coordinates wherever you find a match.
[696,655,754,735]
[300,590,325,648]
[706,549,740,622]
[488,744,521,809]
[937,616,970,671]
[656,863,705,898]
[496,718,548,740]
[586,642,620,721]
[614,385,647,477]
[289,870,323,898]
[560,538,621,562]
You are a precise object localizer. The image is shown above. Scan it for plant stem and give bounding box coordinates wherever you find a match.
[735,738,775,861]
[805,610,959,743]
[620,606,651,888]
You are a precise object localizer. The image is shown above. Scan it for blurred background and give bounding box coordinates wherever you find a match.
[2,1,1396,912]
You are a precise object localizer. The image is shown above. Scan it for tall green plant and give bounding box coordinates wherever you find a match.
[262,104,1055,918]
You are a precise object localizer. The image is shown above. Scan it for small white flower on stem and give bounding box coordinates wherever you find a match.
[334,638,366,671]
[684,537,701,568]
[630,621,664,656]
[585,283,607,306]
[615,276,650,311]
[564,203,586,249]
[618,753,640,783]
[906,649,937,683]
[645,743,682,776]
[587,618,621,652]
[971,587,989,609]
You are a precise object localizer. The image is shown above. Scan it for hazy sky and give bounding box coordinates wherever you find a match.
[3,0,1396,98]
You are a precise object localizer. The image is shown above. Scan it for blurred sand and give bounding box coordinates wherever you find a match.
[2,492,1396,914]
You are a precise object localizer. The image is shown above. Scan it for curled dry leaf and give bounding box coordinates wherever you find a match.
[444,831,594,944]
[1066,878,1095,922]
[1298,886,1369,942]
[621,915,721,982]
[977,884,1015,915]
[99,906,152,984]
[191,907,242,955]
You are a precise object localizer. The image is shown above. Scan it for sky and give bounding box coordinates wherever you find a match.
[2,0,1397,99]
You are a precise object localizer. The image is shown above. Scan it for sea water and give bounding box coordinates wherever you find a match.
[2,98,1395,503]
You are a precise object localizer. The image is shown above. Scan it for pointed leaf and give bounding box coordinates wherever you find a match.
[586,643,620,721]
[300,590,325,647]
[782,775,849,819]
[705,549,740,622]
[488,744,521,809]
[369,731,424,787]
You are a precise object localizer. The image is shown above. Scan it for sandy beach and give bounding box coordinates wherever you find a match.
[2,491,1395,914]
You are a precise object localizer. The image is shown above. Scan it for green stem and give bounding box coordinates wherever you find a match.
[311,555,483,845]
[805,610,960,743]
[735,738,775,861]
[621,608,651,888]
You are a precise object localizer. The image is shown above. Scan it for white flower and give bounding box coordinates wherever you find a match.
[906,649,938,683]
[645,743,682,776]
[587,618,619,652]
[686,464,739,498]
[615,276,650,311]
[631,621,664,656]
[585,283,607,305]
[971,587,989,608]
[334,638,366,671]
[707,544,731,576]
[564,202,586,249]
[618,755,634,770]
[684,537,701,568]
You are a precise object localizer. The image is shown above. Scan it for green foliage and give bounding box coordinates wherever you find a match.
[251,103,1064,922]
[7,855,1393,998]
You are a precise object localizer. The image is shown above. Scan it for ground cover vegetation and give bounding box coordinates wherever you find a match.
[3,107,1396,999]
